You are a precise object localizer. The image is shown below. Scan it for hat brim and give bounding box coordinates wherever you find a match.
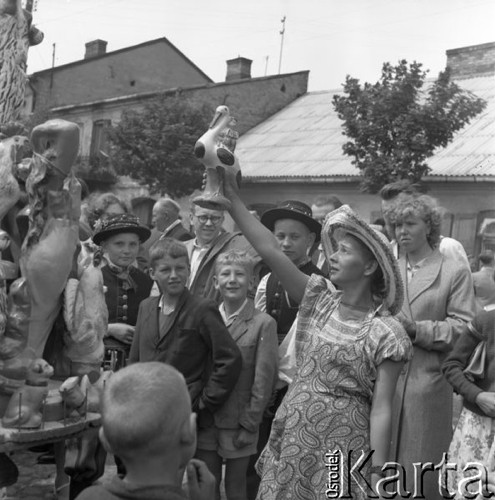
[321,205,404,315]
[92,226,151,246]
[261,208,321,242]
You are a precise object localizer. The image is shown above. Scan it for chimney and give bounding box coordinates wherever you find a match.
[226,57,252,81]
[85,39,108,59]
[446,42,495,79]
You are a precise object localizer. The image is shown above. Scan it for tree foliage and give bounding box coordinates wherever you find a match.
[332,61,486,193]
[108,96,213,198]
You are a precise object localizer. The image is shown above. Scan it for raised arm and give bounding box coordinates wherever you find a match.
[224,175,309,304]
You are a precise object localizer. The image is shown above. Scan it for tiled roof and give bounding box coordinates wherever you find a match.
[237,74,495,181]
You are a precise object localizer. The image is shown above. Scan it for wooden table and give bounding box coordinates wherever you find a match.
[0,379,101,453]
[0,412,101,453]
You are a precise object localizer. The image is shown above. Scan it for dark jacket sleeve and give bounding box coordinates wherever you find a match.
[198,301,242,413]
[128,301,145,364]
[442,318,485,403]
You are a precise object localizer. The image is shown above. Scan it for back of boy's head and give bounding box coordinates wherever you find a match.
[101,362,191,459]
[215,249,254,277]
[149,237,189,269]
[379,180,428,201]
[479,250,495,266]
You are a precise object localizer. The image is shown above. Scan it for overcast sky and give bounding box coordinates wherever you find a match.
[26,0,495,91]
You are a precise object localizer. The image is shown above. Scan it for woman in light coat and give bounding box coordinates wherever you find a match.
[386,193,475,500]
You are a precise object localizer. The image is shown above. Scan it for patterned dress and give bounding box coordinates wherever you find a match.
[442,408,495,499]
[256,275,412,500]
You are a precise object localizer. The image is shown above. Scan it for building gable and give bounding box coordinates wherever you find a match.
[29,37,213,110]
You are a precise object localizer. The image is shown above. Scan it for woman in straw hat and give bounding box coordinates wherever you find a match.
[222,176,412,500]
[385,193,475,500]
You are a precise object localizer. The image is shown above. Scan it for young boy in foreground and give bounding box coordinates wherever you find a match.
[129,238,242,426]
[75,362,215,500]
[195,250,279,500]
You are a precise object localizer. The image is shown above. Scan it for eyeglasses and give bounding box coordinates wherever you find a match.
[195,215,223,225]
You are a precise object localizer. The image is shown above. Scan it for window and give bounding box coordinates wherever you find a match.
[90,119,110,159]
[452,214,477,255]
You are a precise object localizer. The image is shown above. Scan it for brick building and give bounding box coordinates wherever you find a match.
[25,37,213,111]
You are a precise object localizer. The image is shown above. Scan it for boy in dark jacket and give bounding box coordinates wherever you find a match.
[129,238,242,426]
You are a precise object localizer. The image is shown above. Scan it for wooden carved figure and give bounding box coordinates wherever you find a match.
[21,120,81,358]
[0,0,43,125]
[193,105,241,210]
[0,132,29,340]
[63,261,107,377]
[59,371,112,417]
[2,358,53,428]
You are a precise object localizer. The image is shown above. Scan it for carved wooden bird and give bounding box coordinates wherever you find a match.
[193,105,241,210]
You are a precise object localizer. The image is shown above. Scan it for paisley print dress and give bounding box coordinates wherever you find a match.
[256,275,412,500]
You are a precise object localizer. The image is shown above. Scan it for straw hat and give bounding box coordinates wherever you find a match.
[92,213,151,246]
[261,200,322,242]
[321,205,404,315]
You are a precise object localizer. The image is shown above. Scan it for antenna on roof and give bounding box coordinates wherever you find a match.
[278,16,286,74]
[264,55,269,76]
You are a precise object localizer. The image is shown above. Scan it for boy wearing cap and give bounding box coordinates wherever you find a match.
[255,200,324,345]
[92,214,154,368]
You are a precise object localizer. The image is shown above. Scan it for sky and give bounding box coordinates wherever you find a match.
[26,0,495,92]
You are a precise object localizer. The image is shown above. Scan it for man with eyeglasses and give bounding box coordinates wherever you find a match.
[184,204,261,302]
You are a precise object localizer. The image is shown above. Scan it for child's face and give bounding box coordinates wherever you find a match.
[214,263,252,304]
[150,256,189,298]
[101,232,140,267]
[273,219,315,267]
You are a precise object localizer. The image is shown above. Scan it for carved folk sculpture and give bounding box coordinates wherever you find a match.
[2,357,54,428]
[21,120,81,358]
[0,274,31,416]
[0,133,29,341]
[193,105,241,210]
[0,0,43,125]
[59,371,112,418]
[63,260,107,376]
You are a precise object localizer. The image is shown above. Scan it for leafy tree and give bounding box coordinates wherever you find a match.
[108,96,213,197]
[332,61,486,193]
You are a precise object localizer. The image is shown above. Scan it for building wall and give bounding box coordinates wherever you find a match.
[50,71,309,157]
[181,71,308,135]
[29,40,211,110]
[240,179,495,254]
[447,42,495,79]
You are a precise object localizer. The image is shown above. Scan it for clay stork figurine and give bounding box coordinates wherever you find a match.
[193,105,241,210]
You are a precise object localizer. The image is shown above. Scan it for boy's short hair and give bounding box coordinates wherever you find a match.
[379,180,428,201]
[312,194,343,209]
[102,362,190,458]
[479,250,494,266]
[149,237,189,269]
[215,249,254,276]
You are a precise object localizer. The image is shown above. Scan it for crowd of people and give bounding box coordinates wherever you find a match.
[1,176,495,500]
